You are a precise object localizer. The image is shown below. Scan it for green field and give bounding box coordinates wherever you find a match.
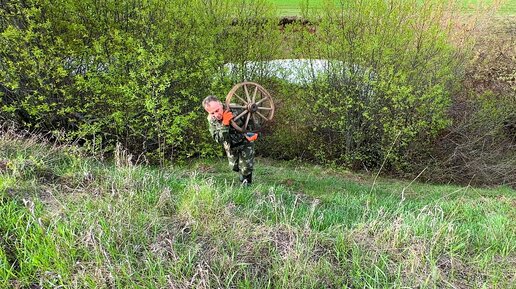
[270,0,516,15]
[1,132,514,288]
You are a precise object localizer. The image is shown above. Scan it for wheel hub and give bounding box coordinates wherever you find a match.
[248,103,258,113]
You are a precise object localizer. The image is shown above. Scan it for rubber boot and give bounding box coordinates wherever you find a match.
[242,173,252,186]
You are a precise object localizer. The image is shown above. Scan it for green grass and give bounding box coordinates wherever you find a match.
[270,0,516,15]
[0,131,515,288]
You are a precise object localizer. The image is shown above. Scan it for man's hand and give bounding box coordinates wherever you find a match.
[245,132,258,142]
[222,110,233,126]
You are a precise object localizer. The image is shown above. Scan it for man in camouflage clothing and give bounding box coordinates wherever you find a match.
[202,95,258,185]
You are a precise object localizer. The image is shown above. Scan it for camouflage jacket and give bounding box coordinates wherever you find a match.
[207,105,256,149]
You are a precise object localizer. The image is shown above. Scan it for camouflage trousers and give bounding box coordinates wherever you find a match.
[225,141,254,177]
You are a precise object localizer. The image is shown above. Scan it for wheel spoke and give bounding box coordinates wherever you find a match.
[233,93,247,105]
[229,104,246,109]
[256,97,268,105]
[234,110,248,121]
[256,111,268,121]
[252,86,258,103]
[243,84,251,102]
[258,107,273,110]
[244,112,250,130]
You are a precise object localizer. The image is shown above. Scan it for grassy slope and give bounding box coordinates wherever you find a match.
[0,132,515,288]
[270,0,516,15]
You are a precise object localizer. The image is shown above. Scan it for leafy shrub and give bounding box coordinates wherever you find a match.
[423,18,516,187]
[260,0,464,170]
[0,0,281,162]
[3,0,506,184]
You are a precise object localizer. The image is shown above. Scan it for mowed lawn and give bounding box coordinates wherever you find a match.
[270,0,516,15]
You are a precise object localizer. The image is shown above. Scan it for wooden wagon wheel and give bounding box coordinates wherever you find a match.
[225,82,275,133]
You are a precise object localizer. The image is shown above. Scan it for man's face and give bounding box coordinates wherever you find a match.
[204,101,223,121]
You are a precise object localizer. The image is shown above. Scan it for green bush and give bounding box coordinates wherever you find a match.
[261,0,464,170]
[2,0,490,176]
[423,18,516,187]
[0,0,281,162]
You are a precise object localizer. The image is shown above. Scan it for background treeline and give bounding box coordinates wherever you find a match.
[1,0,514,186]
